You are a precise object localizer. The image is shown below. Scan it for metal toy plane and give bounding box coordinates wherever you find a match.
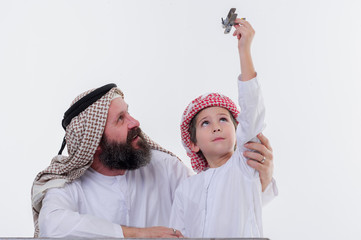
[221,8,237,34]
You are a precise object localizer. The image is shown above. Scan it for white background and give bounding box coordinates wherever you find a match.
[0,0,360,239]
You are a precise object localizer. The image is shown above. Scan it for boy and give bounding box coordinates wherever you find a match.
[169,19,273,237]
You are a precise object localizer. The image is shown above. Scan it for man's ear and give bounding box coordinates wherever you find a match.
[95,145,102,153]
[190,141,200,153]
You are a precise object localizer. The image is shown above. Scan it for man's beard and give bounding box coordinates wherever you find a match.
[98,127,151,170]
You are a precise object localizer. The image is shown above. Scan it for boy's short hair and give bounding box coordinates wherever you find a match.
[180,93,239,173]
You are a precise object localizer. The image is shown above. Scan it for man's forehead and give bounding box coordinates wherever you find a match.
[111,92,123,101]
[109,97,128,114]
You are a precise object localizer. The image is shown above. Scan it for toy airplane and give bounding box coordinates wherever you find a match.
[221,8,237,34]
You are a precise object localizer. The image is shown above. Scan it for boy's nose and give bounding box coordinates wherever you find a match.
[213,128,221,133]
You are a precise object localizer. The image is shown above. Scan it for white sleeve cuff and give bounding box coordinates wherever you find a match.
[262,178,279,206]
[113,224,124,238]
[237,73,258,82]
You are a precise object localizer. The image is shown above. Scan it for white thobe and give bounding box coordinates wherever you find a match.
[169,77,278,238]
[38,150,192,238]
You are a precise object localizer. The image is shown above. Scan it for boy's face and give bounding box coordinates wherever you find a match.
[190,106,236,160]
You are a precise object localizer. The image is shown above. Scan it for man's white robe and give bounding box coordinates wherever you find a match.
[39,150,192,238]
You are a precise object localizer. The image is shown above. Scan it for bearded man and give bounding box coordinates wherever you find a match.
[31,83,277,238]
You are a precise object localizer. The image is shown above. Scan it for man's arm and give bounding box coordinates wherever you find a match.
[40,186,184,238]
[39,188,124,238]
[122,226,183,238]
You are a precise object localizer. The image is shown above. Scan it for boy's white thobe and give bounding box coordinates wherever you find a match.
[169,76,278,238]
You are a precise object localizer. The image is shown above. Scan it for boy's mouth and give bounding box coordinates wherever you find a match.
[212,137,225,142]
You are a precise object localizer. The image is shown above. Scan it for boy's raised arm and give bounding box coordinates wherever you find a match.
[233,19,276,193]
[233,18,257,81]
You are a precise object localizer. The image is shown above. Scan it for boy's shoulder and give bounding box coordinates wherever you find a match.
[176,169,210,193]
[174,171,205,200]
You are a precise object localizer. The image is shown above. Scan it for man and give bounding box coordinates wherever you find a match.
[32,83,277,238]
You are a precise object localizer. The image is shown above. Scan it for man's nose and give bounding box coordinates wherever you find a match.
[127,114,140,129]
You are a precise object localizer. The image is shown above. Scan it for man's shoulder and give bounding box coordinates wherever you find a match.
[150,149,181,164]
[141,149,192,178]
[44,177,82,199]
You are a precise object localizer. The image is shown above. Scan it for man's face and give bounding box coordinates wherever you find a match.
[103,97,140,145]
[98,97,151,170]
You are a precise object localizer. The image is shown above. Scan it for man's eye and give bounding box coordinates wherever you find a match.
[220,117,228,122]
[118,115,124,121]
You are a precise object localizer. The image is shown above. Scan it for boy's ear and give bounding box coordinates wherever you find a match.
[190,141,200,153]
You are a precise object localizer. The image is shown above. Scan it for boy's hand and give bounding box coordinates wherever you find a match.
[243,133,274,192]
[232,19,256,81]
[233,18,255,53]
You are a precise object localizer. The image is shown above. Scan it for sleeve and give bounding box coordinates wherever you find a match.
[262,178,279,206]
[235,75,266,178]
[38,186,124,238]
[169,183,186,236]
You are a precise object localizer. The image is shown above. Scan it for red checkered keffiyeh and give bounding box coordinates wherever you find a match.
[31,86,180,237]
[180,93,240,173]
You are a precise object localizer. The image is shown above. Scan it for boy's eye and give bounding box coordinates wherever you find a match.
[201,120,209,127]
[220,117,228,122]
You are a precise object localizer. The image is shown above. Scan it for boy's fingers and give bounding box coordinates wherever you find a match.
[236,19,253,30]
[234,18,247,24]
[233,24,242,35]
[234,19,252,30]
[240,20,252,28]
[233,25,248,37]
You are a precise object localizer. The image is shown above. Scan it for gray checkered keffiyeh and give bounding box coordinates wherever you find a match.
[31,86,180,237]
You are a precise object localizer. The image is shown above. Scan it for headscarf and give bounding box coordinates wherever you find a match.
[31,84,179,237]
[180,93,239,173]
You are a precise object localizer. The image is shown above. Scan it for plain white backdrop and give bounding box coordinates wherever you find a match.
[0,0,360,239]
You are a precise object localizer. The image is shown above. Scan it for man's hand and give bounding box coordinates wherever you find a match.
[243,133,274,192]
[122,226,184,238]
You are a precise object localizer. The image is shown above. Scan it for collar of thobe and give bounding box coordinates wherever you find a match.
[87,167,127,185]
